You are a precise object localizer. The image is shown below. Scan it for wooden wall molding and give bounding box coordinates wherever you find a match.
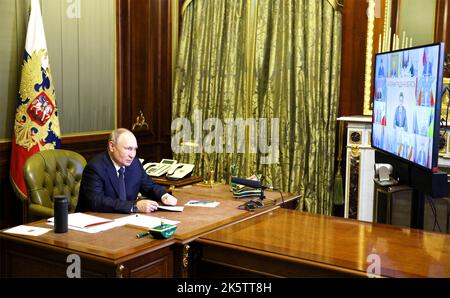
[116,0,173,162]
[339,0,368,116]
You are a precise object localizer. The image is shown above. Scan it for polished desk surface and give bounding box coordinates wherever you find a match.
[153,184,297,243]
[0,216,174,263]
[198,208,450,278]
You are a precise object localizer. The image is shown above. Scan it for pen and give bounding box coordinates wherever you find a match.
[190,200,212,204]
[136,230,150,238]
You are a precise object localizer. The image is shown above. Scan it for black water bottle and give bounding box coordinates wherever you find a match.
[54,195,68,233]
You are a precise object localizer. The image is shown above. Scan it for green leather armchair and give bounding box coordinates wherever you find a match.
[23,149,87,222]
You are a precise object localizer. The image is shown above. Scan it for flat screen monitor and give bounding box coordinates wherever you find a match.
[371,42,445,171]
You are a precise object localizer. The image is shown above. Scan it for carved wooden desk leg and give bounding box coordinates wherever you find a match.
[116,264,125,278]
[182,244,190,269]
[173,244,191,278]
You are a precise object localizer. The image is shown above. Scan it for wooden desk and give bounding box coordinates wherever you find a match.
[196,208,450,278]
[152,184,298,276]
[0,185,298,278]
[0,216,174,277]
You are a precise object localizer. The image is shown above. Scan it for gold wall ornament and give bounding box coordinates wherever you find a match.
[363,0,376,116]
[131,110,149,131]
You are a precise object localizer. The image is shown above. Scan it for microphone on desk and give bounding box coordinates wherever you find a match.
[232,177,283,208]
[231,177,277,190]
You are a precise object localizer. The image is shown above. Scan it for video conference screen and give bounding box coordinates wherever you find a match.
[372,43,444,170]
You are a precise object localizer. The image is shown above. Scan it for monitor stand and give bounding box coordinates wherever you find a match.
[411,190,425,229]
[375,150,448,230]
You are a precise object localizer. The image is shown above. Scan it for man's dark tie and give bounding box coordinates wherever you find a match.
[118,167,126,201]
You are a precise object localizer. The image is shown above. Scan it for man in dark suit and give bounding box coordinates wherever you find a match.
[416,143,427,167]
[394,92,408,131]
[76,128,177,213]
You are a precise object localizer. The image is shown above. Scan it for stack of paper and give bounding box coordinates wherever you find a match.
[157,205,184,212]
[4,225,51,236]
[115,214,179,228]
[47,213,121,233]
[46,213,181,234]
[48,213,113,228]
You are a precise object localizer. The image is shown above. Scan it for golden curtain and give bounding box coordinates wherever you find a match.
[173,0,248,183]
[173,0,342,215]
[250,0,342,214]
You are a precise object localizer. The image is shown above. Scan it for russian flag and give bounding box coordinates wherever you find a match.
[10,0,61,198]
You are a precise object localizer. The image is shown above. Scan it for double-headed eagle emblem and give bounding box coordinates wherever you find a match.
[14,49,61,151]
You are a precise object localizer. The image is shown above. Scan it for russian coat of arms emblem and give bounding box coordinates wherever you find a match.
[14,49,60,151]
[27,91,54,126]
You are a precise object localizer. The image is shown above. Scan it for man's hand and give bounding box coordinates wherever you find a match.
[161,193,178,206]
[136,199,159,213]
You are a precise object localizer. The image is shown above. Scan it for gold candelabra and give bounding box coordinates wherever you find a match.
[196,153,221,188]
